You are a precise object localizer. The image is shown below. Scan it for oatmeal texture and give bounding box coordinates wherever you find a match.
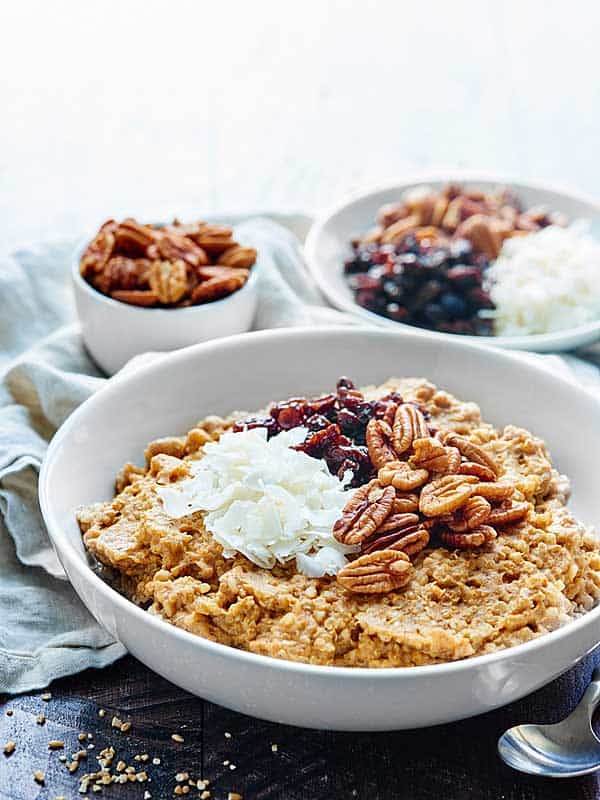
[77,379,600,667]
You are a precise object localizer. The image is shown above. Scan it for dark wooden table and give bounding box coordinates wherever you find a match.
[2,652,600,800]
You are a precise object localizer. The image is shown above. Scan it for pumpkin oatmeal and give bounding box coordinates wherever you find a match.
[77,377,600,667]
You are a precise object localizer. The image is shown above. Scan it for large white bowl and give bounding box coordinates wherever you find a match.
[39,328,600,730]
[72,237,260,375]
[305,172,600,352]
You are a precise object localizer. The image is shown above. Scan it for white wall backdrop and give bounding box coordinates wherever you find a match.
[1,0,599,247]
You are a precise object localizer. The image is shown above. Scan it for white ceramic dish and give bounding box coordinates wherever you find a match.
[305,171,600,352]
[40,327,600,731]
[72,235,260,375]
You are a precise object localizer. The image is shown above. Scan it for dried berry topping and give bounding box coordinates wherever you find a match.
[232,379,409,486]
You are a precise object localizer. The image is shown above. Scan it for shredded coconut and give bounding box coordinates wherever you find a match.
[156,428,357,576]
[488,222,600,336]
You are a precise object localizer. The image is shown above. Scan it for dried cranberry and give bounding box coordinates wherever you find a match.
[272,400,306,430]
[298,424,341,457]
[468,287,495,309]
[336,409,361,437]
[336,377,355,391]
[306,393,337,417]
[305,414,331,431]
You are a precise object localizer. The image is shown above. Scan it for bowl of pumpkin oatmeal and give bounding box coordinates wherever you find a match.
[39,328,600,730]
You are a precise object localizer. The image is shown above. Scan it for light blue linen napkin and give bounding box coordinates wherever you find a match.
[1,214,600,693]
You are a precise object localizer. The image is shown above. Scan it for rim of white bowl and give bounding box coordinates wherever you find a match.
[304,170,600,349]
[71,231,260,315]
[40,326,600,680]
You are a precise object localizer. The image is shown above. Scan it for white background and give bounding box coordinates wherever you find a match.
[1,0,599,248]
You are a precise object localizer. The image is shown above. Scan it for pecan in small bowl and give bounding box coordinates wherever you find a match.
[72,218,260,374]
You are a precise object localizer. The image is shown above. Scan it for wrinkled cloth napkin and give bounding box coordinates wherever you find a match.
[2,214,600,694]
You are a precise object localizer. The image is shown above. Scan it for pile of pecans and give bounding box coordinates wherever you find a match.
[80,218,257,307]
[358,183,567,259]
[334,402,530,594]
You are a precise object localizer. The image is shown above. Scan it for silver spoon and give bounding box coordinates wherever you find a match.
[498,667,600,777]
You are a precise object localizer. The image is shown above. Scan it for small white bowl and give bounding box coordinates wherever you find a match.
[305,171,600,352]
[72,235,260,375]
[40,327,600,731]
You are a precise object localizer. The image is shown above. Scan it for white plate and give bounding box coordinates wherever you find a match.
[40,327,600,730]
[305,171,600,352]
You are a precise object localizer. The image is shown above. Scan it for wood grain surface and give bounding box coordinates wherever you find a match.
[2,651,600,800]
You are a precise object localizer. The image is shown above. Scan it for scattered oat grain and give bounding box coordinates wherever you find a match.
[228,794,243,800]
[48,740,65,750]
[271,743,278,752]
[41,692,52,701]
[6,709,13,716]
[171,733,184,743]
[200,791,211,799]
[98,709,106,718]
[152,757,161,765]
[33,770,46,784]
[3,741,16,756]
[120,722,132,733]
[144,792,152,800]
[36,714,46,725]
[224,731,232,739]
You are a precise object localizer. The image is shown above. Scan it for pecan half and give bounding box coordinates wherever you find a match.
[419,475,478,517]
[410,437,460,474]
[190,269,249,304]
[337,549,413,594]
[94,256,151,294]
[333,481,395,546]
[382,403,399,427]
[380,214,420,244]
[443,495,491,532]
[378,461,429,492]
[80,221,116,277]
[364,527,429,556]
[114,219,157,255]
[374,512,420,536]
[149,260,188,304]
[392,493,420,513]
[392,404,429,455]
[458,461,497,482]
[157,232,209,268]
[456,214,503,259]
[472,481,514,501]
[441,432,499,477]
[110,289,159,306]
[217,245,257,269]
[487,501,530,526]
[440,524,497,549]
[366,419,397,470]
[189,223,236,254]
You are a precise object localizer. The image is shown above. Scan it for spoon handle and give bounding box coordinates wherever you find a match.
[573,666,600,724]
